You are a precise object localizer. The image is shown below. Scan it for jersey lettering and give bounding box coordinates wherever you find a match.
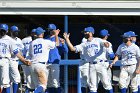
[86,44,98,49]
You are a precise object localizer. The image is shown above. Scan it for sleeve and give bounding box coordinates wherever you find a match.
[74,43,84,53]
[57,42,68,54]
[96,38,107,47]
[10,39,19,55]
[46,40,56,49]
[28,43,32,59]
[107,43,115,59]
[19,39,25,51]
[115,45,122,56]
[81,38,87,43]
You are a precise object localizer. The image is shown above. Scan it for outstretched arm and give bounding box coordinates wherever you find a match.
[63,32,76,52]
[109,55,119,68]
[16,53,31,66]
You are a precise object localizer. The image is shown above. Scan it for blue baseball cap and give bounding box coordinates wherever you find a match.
[48,24,57,30]
[100,29,110,36]
[35,27,45,35]
[31,29,36,33]
[0,24,8,31]
[10,26,19,32]
[128,31,138,37]
[122,32,131,38]
[84,27,95,33]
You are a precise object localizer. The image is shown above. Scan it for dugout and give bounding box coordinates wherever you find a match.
[1,1,140,93]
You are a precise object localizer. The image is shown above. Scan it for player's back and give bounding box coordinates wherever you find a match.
[29,38,55,64]
[22,36,32,57]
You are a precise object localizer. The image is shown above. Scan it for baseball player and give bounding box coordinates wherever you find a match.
[109,32,140,93]
[63,27,113,93]
[129,31,140,93]
[0,24,31,93]
[29,27,59,93]
[98,29,115,83]
[45,24,68,93]
[21,29,36,93]
[79,37,89,93]
[9,25,24,93]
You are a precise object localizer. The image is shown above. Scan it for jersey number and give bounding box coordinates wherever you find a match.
[2,49,6,54]
[34,44,42,54]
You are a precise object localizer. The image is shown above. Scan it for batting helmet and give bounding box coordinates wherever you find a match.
[0,24,8,32]
[128,31,138,37]
[100,29,110,36]
[35,27,45,35]
[10,26,20,32]
[122,32,131,38]
[84,27,95,33]
[48,24,57,30]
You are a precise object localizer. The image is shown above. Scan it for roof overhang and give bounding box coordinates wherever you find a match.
[0,1,140,15]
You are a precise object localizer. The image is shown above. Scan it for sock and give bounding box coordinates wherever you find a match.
[34,86,43,93]
[120,88,127,93]
[81,87,86,93]
[106,89,113,93]
[13,83,19,93]
[5,87,10,93]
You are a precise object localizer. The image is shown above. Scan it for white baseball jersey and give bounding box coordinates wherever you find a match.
[0,35,18,58]
[80,38,87,60]
[116,43,140,65]
[29,38,56,63]
[75,38,106,62]
[101,40,114,60]
[11,37,24,60]
[22,36,32,58]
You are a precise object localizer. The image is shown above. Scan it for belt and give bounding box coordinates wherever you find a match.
[39,62,46,64]
[91,60,108,64]
[0,57,8,59]
[125,64,135,66]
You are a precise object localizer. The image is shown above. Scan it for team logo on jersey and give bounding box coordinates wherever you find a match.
[86,44,98,49]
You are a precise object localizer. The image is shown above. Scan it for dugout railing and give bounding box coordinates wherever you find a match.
[18,59,129,93]
[60,60,123,93]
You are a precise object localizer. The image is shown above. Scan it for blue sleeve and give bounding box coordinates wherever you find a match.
[13,49,19,55]
[57,43,68,55]
[108,53,115,59]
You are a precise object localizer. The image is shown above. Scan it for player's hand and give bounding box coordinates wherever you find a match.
[24,60,32,66]
[63,32,70,39]
[60,38,65,44]
[109,63,114,68]
[54,29,60,36]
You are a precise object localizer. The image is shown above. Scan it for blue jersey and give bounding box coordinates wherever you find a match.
[45,36,68,64]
